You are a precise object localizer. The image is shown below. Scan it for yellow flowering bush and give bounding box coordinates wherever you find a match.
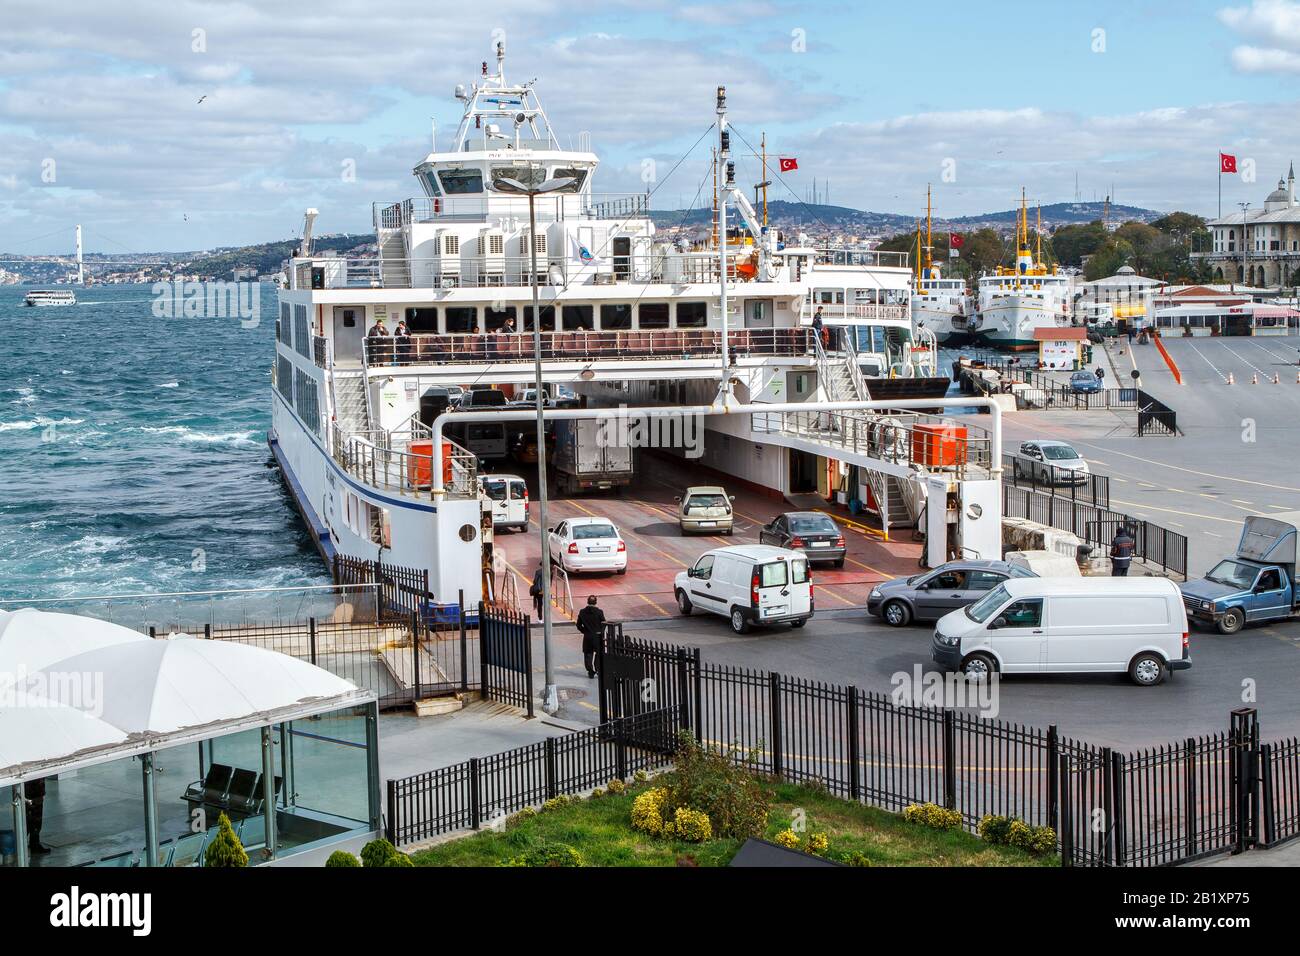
[774,829,800,849]
[903,803,962,831]
[630,788,669,835]
[671,807,713,843]
[805,831,829,855]
[590,787,605,799]
[542,796,570,812]
[606,778,627,795]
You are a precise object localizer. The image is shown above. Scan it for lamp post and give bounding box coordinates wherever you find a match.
[1239,201,1251,287]
[490,171,578,714]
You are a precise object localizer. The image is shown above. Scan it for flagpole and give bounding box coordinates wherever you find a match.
[1219,152,1222,221]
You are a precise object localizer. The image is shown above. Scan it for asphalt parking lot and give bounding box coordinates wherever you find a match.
[489,452,921,623]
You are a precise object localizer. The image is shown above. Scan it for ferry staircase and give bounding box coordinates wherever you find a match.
[379,231,412,288]
[812,334,863,403]
[332,371,372,436]
[864,470,920,532]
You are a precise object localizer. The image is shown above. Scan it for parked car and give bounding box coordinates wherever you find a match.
[930,577,1190,686]
[461,387,509,409]
[868,559,1037,627]
[547,517,627,574]
[478,474,529,532]
[676,486,735,535]
[445,385,465,407]
[674,545,813,634]
[758,512,846,567]
[1011,439,1090,485]
[1069,370,1104,394]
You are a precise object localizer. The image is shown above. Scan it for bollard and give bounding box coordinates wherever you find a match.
[1251,373,1258,385]
[1274,373,1281,384]
[1227,372,1234,385]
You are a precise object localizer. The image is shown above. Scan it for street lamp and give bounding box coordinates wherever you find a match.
[490,171,579,715]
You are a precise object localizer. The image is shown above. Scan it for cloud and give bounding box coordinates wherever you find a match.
[1220,1,1300,72]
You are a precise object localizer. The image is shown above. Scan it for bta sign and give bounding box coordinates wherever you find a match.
[1039,340,1079,370]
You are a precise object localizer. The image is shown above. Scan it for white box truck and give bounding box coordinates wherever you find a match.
[551,418,634,495]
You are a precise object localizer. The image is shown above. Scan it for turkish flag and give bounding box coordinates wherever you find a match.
[949,232,964,248]
[778,157,798,172]
[1220,152,1237,174]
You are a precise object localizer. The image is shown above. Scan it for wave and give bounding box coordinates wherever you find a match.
[139,424,259,447]
[0,416,85,433]
[156,381,180,389]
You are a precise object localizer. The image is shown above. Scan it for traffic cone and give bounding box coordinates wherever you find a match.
[1274,373,1281,384]
[1252,373,1258,384]
[1227,372,1234,385]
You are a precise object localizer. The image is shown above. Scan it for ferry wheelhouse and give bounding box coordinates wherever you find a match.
[269,45,977,606]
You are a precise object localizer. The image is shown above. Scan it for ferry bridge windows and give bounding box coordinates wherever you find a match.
[439,168,484,195]
[523,305,556,332]
[445,307,478,334]
[638,303,669,329]
[562,304,594,331]
[491,165,546,189]
[676,301,707,328]
[276,356,293,401]
[404,307,438,334]
[294,369,322,437]
[600,304,633,330]
[293,304,311,359]
[550,167,588,191]
[484,306,517,331]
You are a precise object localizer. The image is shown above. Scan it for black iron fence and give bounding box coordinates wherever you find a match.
[385,707,679,845]
[478,602,534,717]
[1137,389,1180,436]
[960,360,1138,411]
[1002,453,1111,508]
[1002,484,1188,578]
[1260,735,1300,847]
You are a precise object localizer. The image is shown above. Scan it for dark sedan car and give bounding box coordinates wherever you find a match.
[866,560,1037,627]
[1069,370,1104,394]
[757,512,846,567]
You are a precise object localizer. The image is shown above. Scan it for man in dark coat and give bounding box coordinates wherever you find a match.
[575,596,606,679]
[25,777,49,854]
[530,563,545,620]
[1110,525,1135,577]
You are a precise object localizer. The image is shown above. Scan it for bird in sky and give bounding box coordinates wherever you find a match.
[197,95,207,105]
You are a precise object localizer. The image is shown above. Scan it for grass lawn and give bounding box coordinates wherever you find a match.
[410,780,1057,867]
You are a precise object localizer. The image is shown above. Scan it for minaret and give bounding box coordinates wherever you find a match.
[1289,162,1295,205]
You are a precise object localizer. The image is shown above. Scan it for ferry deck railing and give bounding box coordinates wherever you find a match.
[363,327,812,368]
[331,424,480,500]
[373,193,651,230]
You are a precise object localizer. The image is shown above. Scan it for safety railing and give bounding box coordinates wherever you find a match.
[372,192,651,229]
[330,424,480,499]
[363,327,812,367]
[768,408,992,478]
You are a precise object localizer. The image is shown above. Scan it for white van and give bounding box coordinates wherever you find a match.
[931,577,1190,686]
[674,545,813,634]
[478,474,529,532]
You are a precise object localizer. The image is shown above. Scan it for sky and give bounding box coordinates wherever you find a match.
[4,0,1300,253]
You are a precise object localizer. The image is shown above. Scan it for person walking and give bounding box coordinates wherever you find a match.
[529,562,545,620]
[1110,525,1135,577]
[811,307,825,348]
[25,777,49,855]
[575,596,606,679]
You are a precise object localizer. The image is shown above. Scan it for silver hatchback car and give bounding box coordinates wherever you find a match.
[866,560,1038,627]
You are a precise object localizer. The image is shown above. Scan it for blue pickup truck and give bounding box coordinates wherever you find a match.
[1179,512,1299,634]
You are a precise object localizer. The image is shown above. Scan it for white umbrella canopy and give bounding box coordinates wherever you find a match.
[0,609,365,787]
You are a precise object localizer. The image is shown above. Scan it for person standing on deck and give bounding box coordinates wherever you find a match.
[530,562,545,620]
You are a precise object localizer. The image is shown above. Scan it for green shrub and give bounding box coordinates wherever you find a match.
[979,814,1056,854]
[829,849,872,867]
[903,803,962,831]
[590,787,605,799]
[506,806,537,828]
[204,813,248,868]
[774,829,799,849]
[977,814,1015,845]
[360,838,411,868]
[633,769,649,783]
[542,795,570,812]
[805,831,829,856]
[664,734,770,839]
[606,778,627,795]
[630,788,669,835]
[324,850,360,867]
[507,842,583,867]
[670,807,713,843]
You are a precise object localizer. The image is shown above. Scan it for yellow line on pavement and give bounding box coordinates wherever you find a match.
[817,508,887,541]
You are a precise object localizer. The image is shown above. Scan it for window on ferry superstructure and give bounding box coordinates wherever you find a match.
[638,303,669,329]
[600,304,632,330]
[445,307,477,333]
[490,165,546,190]
[439,168,484,194]
[550,168,588,191]
[676,302,707,328]
[484,306,517,331]
[523,305,556,332]
[562,304,593,331]
[404,307,438,333]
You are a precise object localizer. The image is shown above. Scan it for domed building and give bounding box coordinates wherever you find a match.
[1204,164,1300,287]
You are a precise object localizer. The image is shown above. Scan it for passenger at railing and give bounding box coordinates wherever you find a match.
[499,315,517,334]
[394,320,413,363]
[812,307,825,346]
[366,319,392,364]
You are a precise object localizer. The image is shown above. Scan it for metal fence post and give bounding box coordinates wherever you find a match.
[458,589,468,692]
[596,628,608,725]
[544,736,558,800]
[1058,753,1074,867]
[1101,747,1114,866]
[522,609,535,719]
[675,648,690,731]
[692,648,703,743]
[308,617,318,667]
[1110,750,1127,867]
[769,672,784,779]
[942,709,957,811]
[385,779,397,844]
[615,716,628,781]
[1260,743,1276,847]
[847,686,861,802]
[469,758,481,830]
[1047,724,1059,832]
[1230,707,1259,853]
[411,610,422,703]
[1185,737,1198,858]
[478,602,489,702]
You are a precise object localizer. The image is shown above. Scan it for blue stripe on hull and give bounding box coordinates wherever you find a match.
[267,429,337,568]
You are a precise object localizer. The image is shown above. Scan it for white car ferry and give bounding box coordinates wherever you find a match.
[24,290,77,307]
[268,44,972,606]
[964,193,1071,350]
[909,188,970,345]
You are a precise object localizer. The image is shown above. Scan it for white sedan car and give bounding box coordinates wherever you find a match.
[547,517,628,574]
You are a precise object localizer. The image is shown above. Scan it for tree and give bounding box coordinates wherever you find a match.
[204,812,249,868]
[1051,222,1108,268]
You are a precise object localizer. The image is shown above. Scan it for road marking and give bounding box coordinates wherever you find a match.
[1205,531,1222,538]
[1070,441,1300,492]
[576,700,598,712]
[563,497,689,569]
[1222,344,1270,377]
[846,556,894,578]
[1231,499,1254,506]
[1186,342,1229,383]
[816,585,858,607]
[1108,498,1243,524]
[636,592,672,616]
